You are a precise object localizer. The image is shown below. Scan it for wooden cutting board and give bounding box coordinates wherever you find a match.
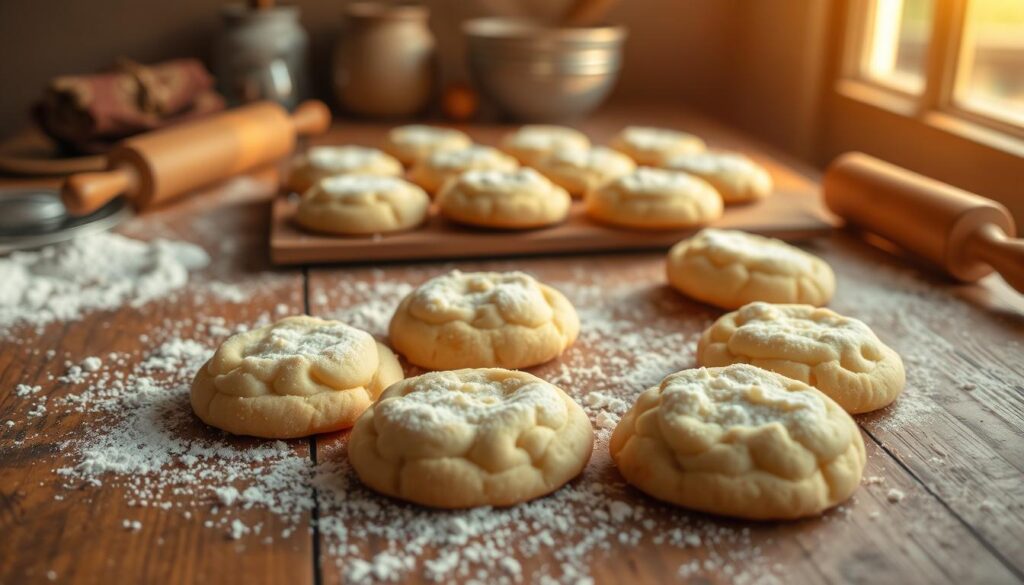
[268,115,836,266]
[269,186,835,266]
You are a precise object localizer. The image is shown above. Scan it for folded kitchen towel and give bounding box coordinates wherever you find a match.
[34,58,225,155]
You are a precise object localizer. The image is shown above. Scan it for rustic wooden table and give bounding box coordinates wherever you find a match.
[2,105,1022,585]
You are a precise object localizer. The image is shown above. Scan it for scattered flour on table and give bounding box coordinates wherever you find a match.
[0,232,209,333]
[13,252,1009,584]
[23,267,779,585]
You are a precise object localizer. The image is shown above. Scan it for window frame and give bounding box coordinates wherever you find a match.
[839,0,1024,149]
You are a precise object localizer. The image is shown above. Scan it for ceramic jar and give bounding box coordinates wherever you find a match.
[213,4,310,110]
[333,3,436,118]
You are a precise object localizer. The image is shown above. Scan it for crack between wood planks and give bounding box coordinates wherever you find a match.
[860,425,1024,582]
[302,266,324,585]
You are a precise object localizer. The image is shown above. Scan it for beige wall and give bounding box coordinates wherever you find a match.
[0,0,737,137]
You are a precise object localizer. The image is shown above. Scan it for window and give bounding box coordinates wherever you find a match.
[858,0,934,94]
[955,0,1024,127]
[843,0,1024,140]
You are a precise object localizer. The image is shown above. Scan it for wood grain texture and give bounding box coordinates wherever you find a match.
[306,238,1023,585]
[271,109,834,265]
[0,175,313,585]
[1,106,1022,585]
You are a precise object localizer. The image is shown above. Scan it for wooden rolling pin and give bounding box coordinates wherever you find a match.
[824,152,1023,293]
[61,100,331,215]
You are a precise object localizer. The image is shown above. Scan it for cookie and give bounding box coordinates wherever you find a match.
[664,151,773,204]
[408,145,519,195]
[610,126,705,166]
[500,125,590,166]
[294,175,430,236]
[697,302,905,414]
[388,270,579,370]
[348,368,594,508]
[610,364,865,520]
[666,229,835,308]
[532,146,637,198]
[585,168,723,230]
[384,125,473,166]
[191,316,403,439]
[437,168,571,229]
[287,146,403,193]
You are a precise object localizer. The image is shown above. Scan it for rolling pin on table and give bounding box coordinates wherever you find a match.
[61,100,331,216]
[824,152,1024,294]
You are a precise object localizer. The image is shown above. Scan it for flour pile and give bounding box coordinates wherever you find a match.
[0,232,210,333]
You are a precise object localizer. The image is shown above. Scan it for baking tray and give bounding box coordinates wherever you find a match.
[269,183,835,265]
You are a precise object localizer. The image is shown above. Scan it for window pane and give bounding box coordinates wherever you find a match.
[957,0,1024,126]
[860,0,934,93]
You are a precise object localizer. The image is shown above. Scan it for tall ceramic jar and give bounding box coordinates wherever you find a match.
[333,3,436,118]
[213,4,310,110]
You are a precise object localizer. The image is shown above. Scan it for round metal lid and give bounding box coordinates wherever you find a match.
[0,188,130,254]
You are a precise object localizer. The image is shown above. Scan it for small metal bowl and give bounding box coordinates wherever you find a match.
[464,18,627,122]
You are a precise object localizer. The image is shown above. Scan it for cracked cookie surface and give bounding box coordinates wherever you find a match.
[666,229,835,308]
[532,146,636,198]
[437,168,571,229]
[610,364,865,519]
[295,174,430,236]
[586,168,723,230]
[664,151,773,204]
[191,316,403,438]
[408,145,519,195]
[286,146,403,193]
[500,125,590,166]
[349,368,594,508]
[609,126,706,166]
[697,302,905,414]
[389,270,579,370]
[384,124,472,166]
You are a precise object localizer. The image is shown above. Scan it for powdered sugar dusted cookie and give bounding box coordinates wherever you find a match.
[408,145,519,195]
[665,151,773,204]
[697,302,905,414]
[532,146,636,198]
[610,126,705,166]
[500,125,590,165]
[191,316,403,438]
[287,146,403,193]
[585,168,723,230]
[666,229,835,308]
[349,368,594,508]
[610,364,865,519]
[295,175,429,236]
[384,125,472,166]
[437,167,571,229]
[389,270,579,370]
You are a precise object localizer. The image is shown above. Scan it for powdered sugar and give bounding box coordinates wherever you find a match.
[0,232,210,333]
[375,370,567,432]
[407,270,552,327]
[619,167,709,194]
[460,167,549,192]
[690,229,816,273]
[307,146,392,172]
[318,174,408,199]
[659,364,828,429]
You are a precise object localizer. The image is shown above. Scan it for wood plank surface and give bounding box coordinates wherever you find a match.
[306,238,1023,585]
[0,174,314,585]
[1,104,1022,585]
[272,106,834,266]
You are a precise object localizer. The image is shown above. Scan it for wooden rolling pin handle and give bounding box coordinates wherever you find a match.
[968,223,1024,294]
[290,100,332,137]
[61,165,139,216]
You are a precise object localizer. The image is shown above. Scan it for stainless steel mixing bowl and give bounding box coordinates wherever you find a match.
[464,18,627,122]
